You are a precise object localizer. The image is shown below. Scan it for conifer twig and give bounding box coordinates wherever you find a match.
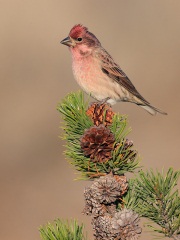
[38,91,180,240]
[39,219,87,240]
[125,168,180,238]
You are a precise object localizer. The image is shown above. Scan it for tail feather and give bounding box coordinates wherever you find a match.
[140,103,167,116]
[132,95,167,115]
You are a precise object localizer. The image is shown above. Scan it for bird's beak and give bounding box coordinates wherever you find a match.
[60,36,75,47]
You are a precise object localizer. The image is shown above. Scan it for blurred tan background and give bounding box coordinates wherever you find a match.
[0,0,180,239]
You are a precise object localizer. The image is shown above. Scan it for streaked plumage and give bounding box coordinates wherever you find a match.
[61,24,167,115]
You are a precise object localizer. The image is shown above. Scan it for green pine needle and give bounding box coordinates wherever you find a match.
[126,168,180,238]
[39,219,87,240]
[57,91,140,179]
[122,178,141,210]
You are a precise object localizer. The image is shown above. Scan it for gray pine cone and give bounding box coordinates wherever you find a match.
[83,187,105,216]
[112,208,141,240]
[92,214,114,240]
[92,209,141,240]
[91,174,123,204]
[83,186,117,216]
[83,174,128,216]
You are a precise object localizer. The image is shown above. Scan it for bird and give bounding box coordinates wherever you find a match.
[60,24,167,115]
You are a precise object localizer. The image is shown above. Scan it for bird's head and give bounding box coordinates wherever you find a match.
[61,24,100,55]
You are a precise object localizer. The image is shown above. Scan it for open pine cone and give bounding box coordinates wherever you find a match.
[92,209,141,240]
[80,125,115,163]
[86,102,114,126]
[112,209,142,240]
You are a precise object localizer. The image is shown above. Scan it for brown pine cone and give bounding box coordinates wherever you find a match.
[80,125,115,163]
[86,102,114,126]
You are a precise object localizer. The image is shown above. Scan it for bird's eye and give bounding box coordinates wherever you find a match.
[77,37,82,42]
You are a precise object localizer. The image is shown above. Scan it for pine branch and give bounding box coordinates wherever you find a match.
[38,91,180,240]
[126,168,180,238]
[57,91,140,179]
[39,219,87,240]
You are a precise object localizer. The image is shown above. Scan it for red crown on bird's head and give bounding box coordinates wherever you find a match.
[69,24,88,39]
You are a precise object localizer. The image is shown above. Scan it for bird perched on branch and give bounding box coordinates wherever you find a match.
[61,24,167,115]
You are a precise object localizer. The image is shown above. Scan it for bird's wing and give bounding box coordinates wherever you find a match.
[98,48,150,104]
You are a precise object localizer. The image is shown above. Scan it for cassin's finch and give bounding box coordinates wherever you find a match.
[61,24,167,115]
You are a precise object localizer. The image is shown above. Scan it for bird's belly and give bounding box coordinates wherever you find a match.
[72,59,129,104]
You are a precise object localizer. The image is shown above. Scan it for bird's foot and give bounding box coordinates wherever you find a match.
[98,97,112,107]
[89,97,112,108]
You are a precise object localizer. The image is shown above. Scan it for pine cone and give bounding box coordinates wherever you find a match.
[86,103,114,126]
[92,214,114,240]
[83,179,117,216]
[91,174,123,204]
[83,187,106,216]
[112,208,142,240]
[80,125,115,163]
[83,174,128,217]
[92,209,141,240]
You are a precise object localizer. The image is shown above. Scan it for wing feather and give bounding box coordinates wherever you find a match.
[98,48,150,104]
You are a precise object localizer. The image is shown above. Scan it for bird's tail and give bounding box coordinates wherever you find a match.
[140,103,167,116]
